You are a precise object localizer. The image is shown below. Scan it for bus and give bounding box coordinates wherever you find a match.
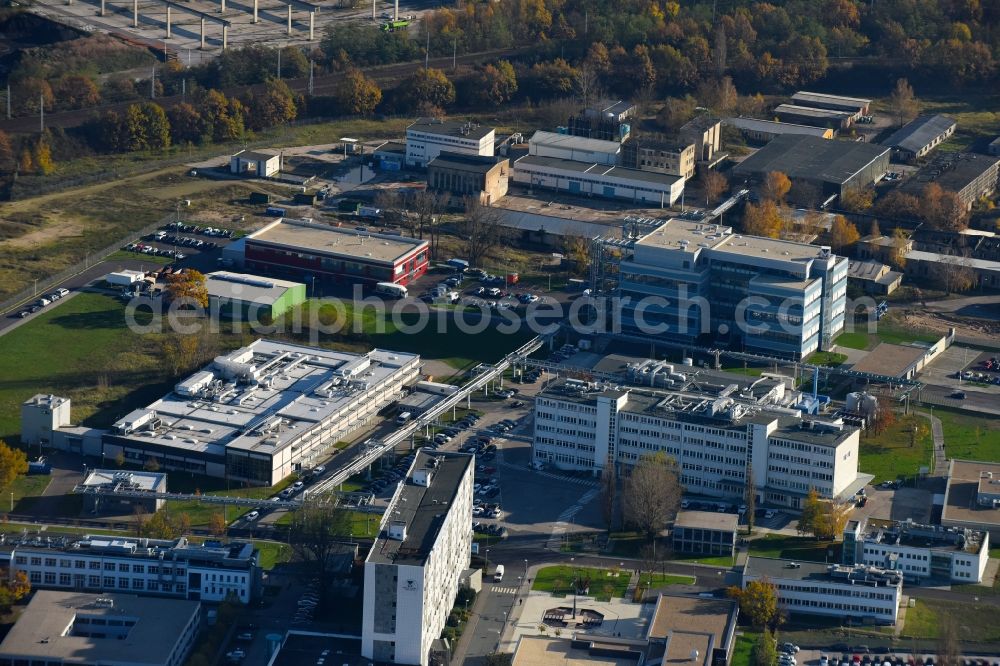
[375,282,408,299]
[381,19,410,31]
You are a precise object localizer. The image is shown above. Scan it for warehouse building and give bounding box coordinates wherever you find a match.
[426,152,509,205]
[672,511,739,558]
[3,535,261,603]
[790,91,871,118]
[773,104,855,130]
[843,517,989,583]
[103,339,420,485]
[942,460,1000,540]
[899,152,1000,210]
[230,149,282,178]
[0,592,201,666]
[405,118,495,168]
[725,117,834,142]
[742,557,902,625]
[532,378,866,507]
[206,271,306,321]
[528,130,623,165]
[732,134,890,202]
[615,217,848,358]
[881,115,956,162]
[511,155,684,206]
[243,218,429,287]
[362,451,474,666]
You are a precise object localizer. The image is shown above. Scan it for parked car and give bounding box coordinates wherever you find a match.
[245,510,260,521]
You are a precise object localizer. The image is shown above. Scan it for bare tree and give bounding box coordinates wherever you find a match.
[410,189,446,255]
[623,452,682,539]
[744,465,757,533]
[931,254,977,294]
[701,169,729,206]
[600,460,617,533]
[374,189,402,229]
[937,616,961,666]
[574,64,602,109]
[887,78,918,127]
[458,196,508,267]
[288,498,352,601]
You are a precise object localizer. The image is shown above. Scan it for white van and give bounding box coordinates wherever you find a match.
[396,412,412,425]
[494,564,505,582]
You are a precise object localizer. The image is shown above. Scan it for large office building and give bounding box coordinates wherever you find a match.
[881,115,956,162]
[743,557,902,625]
[843,517,989,583]
[0,591,201,666]
[2,534,261,603]
[511,155,684,206]
[103,340,420,485]
[532,378,865,508]
[427,152,509,205]
[614,217,848,358]
[362,451,474,666]
[899,152,1000,210]
[733,135,890,202]
[405,118,495,168]
[242,218,429,287]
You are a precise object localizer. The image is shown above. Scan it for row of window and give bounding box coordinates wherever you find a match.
[29,571,187,593]
[16,556,184,576]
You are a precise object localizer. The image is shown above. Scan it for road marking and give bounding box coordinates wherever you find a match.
[546,486,600,550]
[492,586,518,595]
[498,461,599,487]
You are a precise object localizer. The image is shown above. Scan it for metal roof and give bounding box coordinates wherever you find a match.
[881,115,956,153]
[732,135,890,186]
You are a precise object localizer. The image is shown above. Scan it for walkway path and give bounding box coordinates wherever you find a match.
[916,410,946,476]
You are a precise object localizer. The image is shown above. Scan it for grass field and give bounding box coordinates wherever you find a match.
[807,351,848,366]
[254,540,292,570]
[834,320,942,351]
[934,408,1000,462]
[0,292,177,441]
[668,551,737,567]
[859,415,934,483]
[903,599,1000,641]
[732,633,760,666]
[163,476,295,527]
[532,566,631,601]
[749,534,841,562]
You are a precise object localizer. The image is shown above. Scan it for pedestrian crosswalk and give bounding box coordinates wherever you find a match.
[499,461,599,487]
[545,487,600,551]
[492,586,519,595]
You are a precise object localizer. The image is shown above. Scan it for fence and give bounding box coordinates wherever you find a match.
[0,216,170,316]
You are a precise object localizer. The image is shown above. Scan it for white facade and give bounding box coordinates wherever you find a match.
[512,155,684,206]
[529,130,622,165]
[744,558,902,625]
[533,381,862,508]
[405,119,495,167]
[6,536,259,604]
[363,452,474,666]
[21,394,72,448]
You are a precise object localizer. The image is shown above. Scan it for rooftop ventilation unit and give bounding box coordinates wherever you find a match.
[388,520,407,541]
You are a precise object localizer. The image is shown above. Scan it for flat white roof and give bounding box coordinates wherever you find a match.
[206,271,303,305]
[529,130,623,154]
[248,219,427,265]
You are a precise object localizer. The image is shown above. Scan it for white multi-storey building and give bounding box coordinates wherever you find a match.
[362,451,474,666]
[613,217,848,359]
[743,557,902,625]
[843,518,990,583]
[533,379,866,508]
[2,534,260,604]
[405,118,495,167]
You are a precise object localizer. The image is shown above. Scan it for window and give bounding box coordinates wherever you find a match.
[104,562,115,571]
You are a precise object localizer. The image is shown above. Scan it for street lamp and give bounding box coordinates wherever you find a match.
[486,548,491,577]
[571,556,577,619]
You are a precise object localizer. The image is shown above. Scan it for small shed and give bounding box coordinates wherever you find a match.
[230,149,282,178]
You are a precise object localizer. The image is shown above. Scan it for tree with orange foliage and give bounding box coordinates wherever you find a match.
[762,171,791,203]
[165,269,208,309]
[742,201,784,238]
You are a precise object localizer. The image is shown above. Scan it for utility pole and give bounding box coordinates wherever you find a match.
[425,29,429,69]
[5,85,10,120]
[308,60,314,95]
[151,65,156,99]
[452,38,456,71]
[584,10,588,34]
[277,47,282,80]
[39,94,43,133]
[182,78,186,103]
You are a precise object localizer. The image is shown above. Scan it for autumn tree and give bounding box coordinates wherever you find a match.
[829,215,860,251]
[623,452,681,539]
[697,76,738,115]
[457,197,507,266]
[742,201,784,238]
[55,75,100,110]
[798,488,850,540]
[167,103,205,145]
[0,570,31,614]
[142,510,188,539]
[165,269,208,308]
[839,187,874,213]
[524,58,578,99]
[32,137,54,175]
[889,227,909,269]
[399,68,455,110]
[0,130,13,173]
[469,61,518,107]
[920,183,968,231]
[209,512,228,537]
[657,95,697,132]
[868,219,881,239]
[727,578,778,629]
[199,89,245,143]
[143,456,160,472]
[930,254,977,294]
[701,169,728,206]
[245,79,298,131]
[0,441,28,491]
[875,189,921,221]
[335,68,382,116]
[887,78,918,127]
[762,171,792,203]
[13,78,53,116]
[562,235,591,276]
[754,629,779,666]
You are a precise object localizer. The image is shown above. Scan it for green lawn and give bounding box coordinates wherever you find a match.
[532,565,631,601]
[0,293,177,441]
[732,632,760,666]
[833,330,870,350]
[859,414,934,483]
[163,476,295,527]
[834,322,942,352]
[934,408,1000,462]
[722,366,766,377]
[668,551,737,567]
[637,572,696,586]
[254,540,291,570]
[807,351,848,367]
[749,534,841,562]
[105,250,173,265]
[903,599,1000,641]
[7,474,52,513]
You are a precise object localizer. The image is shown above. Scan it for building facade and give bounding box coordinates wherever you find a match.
[725,117,834,142]
[405,119,495,168]
[511,155,684,206]
[206,271,306,321]
[672,511,738,558]
[362,451,474,666]
[900,152,1000,210]
[243,219,429,287]
[622,140,697,179]
[2,535,260,604]
[844,518,990,583]
[615,218,847,358]
[101,340,420,485]
[532,379,864,508]
[790,91,871,118]
[427,152,509,205]
[679,116,723,163]
[743,557,902,625]
[529,130,622,165]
